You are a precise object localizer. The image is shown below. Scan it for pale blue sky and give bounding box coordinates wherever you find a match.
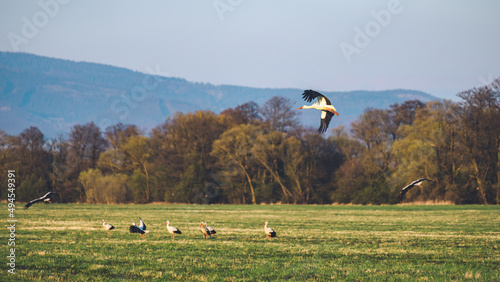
[1,0,499,100]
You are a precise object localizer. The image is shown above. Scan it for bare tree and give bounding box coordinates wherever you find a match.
[16,126,46,174]
[67,122,107,178]
[457,80,500,204]
[105,123,139,149]
[260,96,299,133]
[221,101,262,125]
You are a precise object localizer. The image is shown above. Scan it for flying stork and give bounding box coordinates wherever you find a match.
[102,219,115,236]
[200,221,211,239]
[263,221,277,240]
[203,221,216,236]
[23,191,57,209]
[164,220,182,240]
[129,217,149,238]
[399,178,433,201]
[296,90,339,133]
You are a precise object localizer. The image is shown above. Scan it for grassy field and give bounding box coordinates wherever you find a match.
[2,204,500,281]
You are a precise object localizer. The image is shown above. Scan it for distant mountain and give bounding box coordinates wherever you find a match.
[0,52,439,138]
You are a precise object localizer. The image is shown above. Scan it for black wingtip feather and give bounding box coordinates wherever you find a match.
[318,112,334,134]
[302,89,324,103]
[398,193,404,202]
[130,225,145,234]
[318,120,327,133]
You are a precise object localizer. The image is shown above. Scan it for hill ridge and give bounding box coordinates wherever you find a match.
[0,51,439,137]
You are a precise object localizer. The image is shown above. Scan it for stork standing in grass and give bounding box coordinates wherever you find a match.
[102,219,115,236]
[164,220,182,240]
[23,191,57,209]
[296,90,339,133]
[129,217,149,238]
[203,221,216,236]
[263,221,276,240]
[399,178,433,201]
[200,222,211,239]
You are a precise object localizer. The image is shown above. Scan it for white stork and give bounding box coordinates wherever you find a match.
[129,217,149,238]
[164,220,182,240]
[102,219,115,236]
[23,191,57,209]
[203,221,217,236]
[200,222,211,239]
[399,178,433,201]
[263,221,277,240]
[297,90,339,133]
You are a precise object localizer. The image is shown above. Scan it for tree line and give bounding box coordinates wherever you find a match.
[1,79,499,205]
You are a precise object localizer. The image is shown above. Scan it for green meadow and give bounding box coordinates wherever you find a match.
[2,204,500,281]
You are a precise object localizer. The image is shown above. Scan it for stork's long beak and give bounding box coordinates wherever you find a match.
[296,107,303,110]
[163,222,167,226]
[328,109,339,116]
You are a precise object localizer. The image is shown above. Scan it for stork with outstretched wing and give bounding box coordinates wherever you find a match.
[399,178,433,201]
[297,90,339,133]
[24,191,57,209]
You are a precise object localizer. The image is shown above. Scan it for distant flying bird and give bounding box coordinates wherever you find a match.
[200,222,211,239]
[23,191,57,209]
[203,221,216,236]
[399,178,433,201]
[263,221,276,240]
[297,90,339,133]
[102,219,115,236]
[164,220,182,240]
[129,217,149,238]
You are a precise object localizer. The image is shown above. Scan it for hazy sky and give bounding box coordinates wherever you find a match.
[1,0,499,100]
